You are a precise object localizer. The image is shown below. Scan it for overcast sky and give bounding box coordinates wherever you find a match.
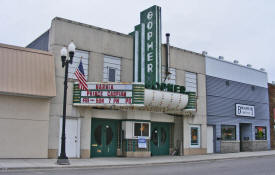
[1,0,275,82]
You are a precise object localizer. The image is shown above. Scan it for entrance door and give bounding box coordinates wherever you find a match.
[151,122,170,156]
[239,123,251,152]
[59,118,80,158]
[91,118,118,157]
[207,126,214,153]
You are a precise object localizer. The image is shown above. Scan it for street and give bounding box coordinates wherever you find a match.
[1,155,275,175]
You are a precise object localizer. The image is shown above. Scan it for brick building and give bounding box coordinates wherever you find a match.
[268,83,275,149]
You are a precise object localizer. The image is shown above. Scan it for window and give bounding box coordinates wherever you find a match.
[68,50,89,79]
[161,128,167,144]
[108,68,116,82]
[94,125,102,145]
[103,55,121,82]
[190,125,200,148]
[152,129,158,146]
[106,126,113,145]
[134,122,150,137]
[185,72,197,92]
[162,66,176,84]
[255,126,266,140]
[221,125,236,140]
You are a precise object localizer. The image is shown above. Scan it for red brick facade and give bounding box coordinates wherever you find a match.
[268,83,275,149]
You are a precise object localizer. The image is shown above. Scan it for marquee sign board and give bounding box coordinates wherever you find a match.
[73,82,144,106]
[235,104,255,117]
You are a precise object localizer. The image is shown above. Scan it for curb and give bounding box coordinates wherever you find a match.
[1,152,275,172]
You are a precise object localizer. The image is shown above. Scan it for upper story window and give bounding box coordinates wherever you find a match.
[162,66,176,84]
[108,68,116,82]
[185,71,197,92]
[68,50,89,80]
[103,55,121,82]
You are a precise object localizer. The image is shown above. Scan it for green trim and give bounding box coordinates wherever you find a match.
[121,119,151,122]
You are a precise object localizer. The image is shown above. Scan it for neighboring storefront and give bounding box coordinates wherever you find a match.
[268,83,275,149]
[205,56,270,153]
[28,5,207,158]
[0,43,56,158]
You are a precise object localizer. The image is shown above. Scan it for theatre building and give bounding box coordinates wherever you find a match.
[28,6,207,158]
[205,55,270,153]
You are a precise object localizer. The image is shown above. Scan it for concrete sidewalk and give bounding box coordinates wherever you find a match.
[1,150,275,171]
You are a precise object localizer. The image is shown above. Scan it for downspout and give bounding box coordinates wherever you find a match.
[165,33,171,81]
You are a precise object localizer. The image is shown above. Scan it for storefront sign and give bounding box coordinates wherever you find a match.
[145,82,186,94]
[131,5,161,85]
[141,6,161,86]
[236,104,255,117]
[73,82,144,106]
[138,136,147,148]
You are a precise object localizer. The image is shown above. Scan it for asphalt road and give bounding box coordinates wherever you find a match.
[1,155,275,175]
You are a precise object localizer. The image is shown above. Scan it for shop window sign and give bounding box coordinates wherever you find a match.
[138,136,147,148]
[255,126,266,140]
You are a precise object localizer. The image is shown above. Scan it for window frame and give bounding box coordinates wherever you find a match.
[221,125,236,141]
[133,122,151,139]
[190,125,200,148]
[103,55,121,82]
[68,49,89,80]
[185,71,197,93]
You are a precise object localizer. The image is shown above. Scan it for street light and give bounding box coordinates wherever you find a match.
[57,41,76,165]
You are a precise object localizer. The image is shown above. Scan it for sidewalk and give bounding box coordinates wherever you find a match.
[1,150,275,171]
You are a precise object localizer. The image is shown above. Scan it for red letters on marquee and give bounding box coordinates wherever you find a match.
[96,98,104,103]
[96,84,114,90]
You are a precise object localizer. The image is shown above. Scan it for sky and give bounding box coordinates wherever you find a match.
[1,0,275,82]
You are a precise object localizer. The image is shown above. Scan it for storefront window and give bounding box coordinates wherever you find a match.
[255,126,266,140]
[134,122,149,137]
[221,125,236,140]
[190,125,200,148]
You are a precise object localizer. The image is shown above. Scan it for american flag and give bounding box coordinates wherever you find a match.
[74,59,88,91]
